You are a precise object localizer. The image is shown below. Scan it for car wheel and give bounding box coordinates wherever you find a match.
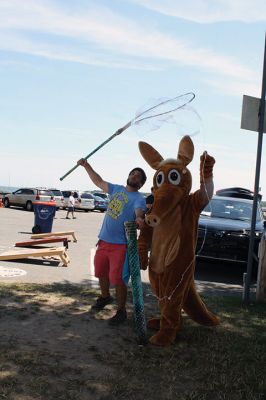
[32,225,41,234]
[4,199,10,208]
[26,201,33,211]
[3,198,10,208]
[85,210,89,213]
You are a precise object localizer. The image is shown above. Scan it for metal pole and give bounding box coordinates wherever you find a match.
[243,33,266,304]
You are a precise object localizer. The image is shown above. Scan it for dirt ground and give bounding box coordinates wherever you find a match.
[1,282,265,400]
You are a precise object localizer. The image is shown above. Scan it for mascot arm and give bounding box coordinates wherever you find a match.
[137,222,153,270]
[193,151,215,211]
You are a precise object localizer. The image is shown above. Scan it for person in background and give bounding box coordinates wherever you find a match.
[145,186,154,211]
[77,158,147,325]
[66,191,76,219]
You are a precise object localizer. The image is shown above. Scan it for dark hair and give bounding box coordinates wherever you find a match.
[129,167,147,185]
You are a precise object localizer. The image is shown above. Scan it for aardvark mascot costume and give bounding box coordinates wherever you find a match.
[138,135,220,346]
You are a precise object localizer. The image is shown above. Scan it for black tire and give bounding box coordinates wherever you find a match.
[3,198,10,208]
[26,201,33,212]
[32,225,41,234]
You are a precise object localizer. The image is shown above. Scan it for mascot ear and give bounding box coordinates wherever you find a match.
[139,141,164,170]
[177,135,194,166]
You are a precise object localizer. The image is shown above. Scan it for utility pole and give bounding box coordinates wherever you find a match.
[241,34,266,304]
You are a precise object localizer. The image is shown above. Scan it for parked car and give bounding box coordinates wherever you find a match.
[77,192,95,212]
[92,195,108,212]
[62,190,95,212]
[47,188,64,209]
[196,188,266,266]
[92,192,110,202]
[3,188,54,211]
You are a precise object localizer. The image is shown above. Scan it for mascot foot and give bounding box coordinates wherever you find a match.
[147,318,161,330]
[149,329,176,346]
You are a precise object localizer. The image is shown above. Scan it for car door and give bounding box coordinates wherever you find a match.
[12,189,26,207]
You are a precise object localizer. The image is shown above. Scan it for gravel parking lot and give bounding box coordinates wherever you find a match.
[0,207,106,284]
[0,206,250,297]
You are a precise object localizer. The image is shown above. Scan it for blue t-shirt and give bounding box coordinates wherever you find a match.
[98,183,146,244]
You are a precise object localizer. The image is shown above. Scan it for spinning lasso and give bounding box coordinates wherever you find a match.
[60,92,195,181]
[124,221,147,345]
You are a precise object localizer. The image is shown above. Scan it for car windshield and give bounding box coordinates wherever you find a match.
[94,196,104,201]
[201,199,261,221]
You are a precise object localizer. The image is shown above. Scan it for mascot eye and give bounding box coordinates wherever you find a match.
[168,169,181,185]
[156,171,164,187]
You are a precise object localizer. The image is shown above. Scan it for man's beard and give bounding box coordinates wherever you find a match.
[127,178,140,189]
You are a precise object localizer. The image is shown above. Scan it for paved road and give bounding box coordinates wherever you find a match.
[0,207,254,297]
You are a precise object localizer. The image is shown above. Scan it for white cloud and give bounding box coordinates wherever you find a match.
[203,77,261,98]
[0,0,258,82]
[129,0,266,23]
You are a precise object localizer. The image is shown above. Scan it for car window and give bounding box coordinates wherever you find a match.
[39,190,53,196]
[81,193,94,199]
[202,199,262,221]
[23,189,34,195]
[49,190,62,196]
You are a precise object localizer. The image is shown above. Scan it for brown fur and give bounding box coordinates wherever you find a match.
[138,136,220,346]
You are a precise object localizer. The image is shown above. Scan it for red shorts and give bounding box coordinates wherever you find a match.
[94,240,127,285]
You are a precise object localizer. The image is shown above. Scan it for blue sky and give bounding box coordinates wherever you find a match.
[0,0,266,197]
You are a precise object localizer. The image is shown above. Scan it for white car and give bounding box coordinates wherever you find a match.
[62,190,95,212]
[48,188,65,209]
[3,188,54,211]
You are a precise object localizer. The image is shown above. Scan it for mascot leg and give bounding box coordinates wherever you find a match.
[149,298,183,346]
[148,269,183,346]
[147,268,161,331]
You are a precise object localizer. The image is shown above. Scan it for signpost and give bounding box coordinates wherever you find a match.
[241,34,266,304]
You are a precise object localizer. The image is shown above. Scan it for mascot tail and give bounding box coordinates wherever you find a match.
[183,283,220,326]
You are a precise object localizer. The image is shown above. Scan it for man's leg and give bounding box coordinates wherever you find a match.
[99,276,111,298]
[92,242,114,311]
[108,244,128,325]
[116,283,127,311]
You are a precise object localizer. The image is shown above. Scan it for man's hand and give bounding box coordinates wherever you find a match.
[135,216,145,229]
[77,158,88,167]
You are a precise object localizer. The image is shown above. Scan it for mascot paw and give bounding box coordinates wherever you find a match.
[147,317,161,330]
[139,254,148,270]
[149,329,176,346]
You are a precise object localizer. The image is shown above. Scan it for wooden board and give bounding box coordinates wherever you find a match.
[15,236,69,248]
[0,247,70,267]
[31,231,77,242]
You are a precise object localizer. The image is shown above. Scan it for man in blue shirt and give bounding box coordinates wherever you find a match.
[77,158,147,325]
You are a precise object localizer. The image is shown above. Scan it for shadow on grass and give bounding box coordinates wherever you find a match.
[0,282,265,400]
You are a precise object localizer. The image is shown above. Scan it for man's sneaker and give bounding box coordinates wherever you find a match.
[91,296,114,311]
[108,309,127,326]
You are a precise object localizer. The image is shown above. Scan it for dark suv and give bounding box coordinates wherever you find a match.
[3,188,54,211]
[196,187,266,266]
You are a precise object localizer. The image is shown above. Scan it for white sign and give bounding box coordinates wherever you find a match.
[241,95,266,133]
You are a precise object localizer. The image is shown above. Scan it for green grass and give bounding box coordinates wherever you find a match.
[0,283,265,400]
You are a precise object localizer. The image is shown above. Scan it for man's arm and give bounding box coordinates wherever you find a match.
[135,207,145,229]
[77,159,108,193]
